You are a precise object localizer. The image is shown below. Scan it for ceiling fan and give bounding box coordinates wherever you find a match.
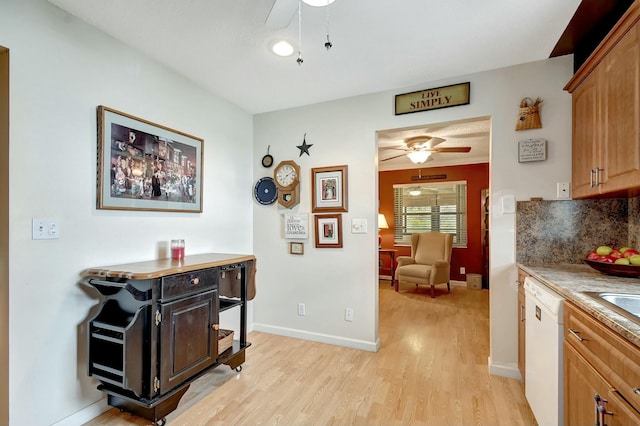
[381,136,472,164]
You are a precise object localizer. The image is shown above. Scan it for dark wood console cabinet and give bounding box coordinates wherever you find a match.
[82,253,255,425]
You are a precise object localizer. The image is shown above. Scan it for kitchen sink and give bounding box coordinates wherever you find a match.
[583,292,640,325]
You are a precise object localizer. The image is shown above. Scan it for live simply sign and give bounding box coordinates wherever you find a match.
[395,82,470,115]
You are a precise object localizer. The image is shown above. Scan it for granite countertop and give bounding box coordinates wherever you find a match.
[517,263,640,347]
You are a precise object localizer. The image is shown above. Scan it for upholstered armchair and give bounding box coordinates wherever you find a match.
[394,232,453,298]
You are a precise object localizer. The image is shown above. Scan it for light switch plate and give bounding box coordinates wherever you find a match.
[501,195,515,214]
[351,219,368,234]
[32,217,60,240]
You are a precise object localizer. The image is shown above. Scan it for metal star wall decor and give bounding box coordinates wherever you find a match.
[297,133,313,157]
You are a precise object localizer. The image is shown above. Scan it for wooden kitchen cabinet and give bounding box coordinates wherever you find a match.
[566,3,640,199]
[564,301,640,425]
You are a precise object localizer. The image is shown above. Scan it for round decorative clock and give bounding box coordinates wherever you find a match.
[254,177,278,205]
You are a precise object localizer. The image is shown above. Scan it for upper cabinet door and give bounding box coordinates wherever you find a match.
[572,72,600,199]
[600,24,640,194]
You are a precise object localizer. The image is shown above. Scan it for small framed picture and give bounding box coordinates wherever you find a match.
[311,165,348,213]
[289,242,304,255]
[314,214,342,248]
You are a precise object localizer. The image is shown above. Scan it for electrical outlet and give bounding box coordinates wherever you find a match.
[557,182,570,199]
[345,307,354,322]
[297,303,305,316]
[460,267,466,274]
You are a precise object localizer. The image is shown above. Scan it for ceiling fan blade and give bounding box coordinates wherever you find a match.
[265,0,297,29]
[431,147,472,153]
[380,153,409,162]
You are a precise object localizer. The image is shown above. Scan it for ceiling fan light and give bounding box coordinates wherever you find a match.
[409,189,421,196]
[272,41,294,57]
[302,0,335,6]
[407,151,431,164]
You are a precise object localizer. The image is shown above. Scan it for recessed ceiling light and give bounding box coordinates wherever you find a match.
[272,41,294,57]
[302,0,336,6]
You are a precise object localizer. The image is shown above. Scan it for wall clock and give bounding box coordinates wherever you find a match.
[254,177,278,205]
[274,160,301,208]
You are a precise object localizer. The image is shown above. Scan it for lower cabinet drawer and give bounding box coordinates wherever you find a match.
[564,301,640,412]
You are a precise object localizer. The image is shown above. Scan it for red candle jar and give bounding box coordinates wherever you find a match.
[171,239,185,260]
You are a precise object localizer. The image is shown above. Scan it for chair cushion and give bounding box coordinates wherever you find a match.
[395,264,432,284]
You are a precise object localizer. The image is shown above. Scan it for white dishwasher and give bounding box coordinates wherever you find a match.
[524,276,565,426]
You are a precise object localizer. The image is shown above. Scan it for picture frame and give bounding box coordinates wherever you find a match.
[311,165,348,213]
[97,105,204,213]
[314,214,342,248]
[518,138,547,163]
[284,213,309,239]
[289,242,304,255]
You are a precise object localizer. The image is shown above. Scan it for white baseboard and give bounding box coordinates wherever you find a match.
[252,323,380,352]
[51,397,109,426]
[487,356,523,380]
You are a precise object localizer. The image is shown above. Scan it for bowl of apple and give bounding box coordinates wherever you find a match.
[584,246,640,277]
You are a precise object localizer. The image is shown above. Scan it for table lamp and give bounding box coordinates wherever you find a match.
[378,213,389,248]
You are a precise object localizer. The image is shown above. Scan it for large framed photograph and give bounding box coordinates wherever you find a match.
[311,165,348,213]
[97,106,204,212]
[314,214,342,248]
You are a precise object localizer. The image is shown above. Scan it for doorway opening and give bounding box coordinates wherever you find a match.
[376,116,491,288]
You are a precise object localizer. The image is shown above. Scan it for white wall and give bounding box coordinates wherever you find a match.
[253,57,573,376]
[2,1,254,424]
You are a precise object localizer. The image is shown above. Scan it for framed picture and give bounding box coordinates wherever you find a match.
[289,242,304,255]
[314,214,342,248]
[311,165,348,213]
[284,213,309,239]
[518,138,547,163]
[97,105,204,212]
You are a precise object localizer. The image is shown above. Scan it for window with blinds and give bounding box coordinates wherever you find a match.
[393,181,467,247]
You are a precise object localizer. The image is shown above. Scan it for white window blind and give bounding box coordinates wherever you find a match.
[393,181,467,247]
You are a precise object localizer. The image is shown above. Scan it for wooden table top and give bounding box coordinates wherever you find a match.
[81,252,255,280]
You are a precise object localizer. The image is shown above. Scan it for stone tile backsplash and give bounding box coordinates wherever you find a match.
[516,198,630,264]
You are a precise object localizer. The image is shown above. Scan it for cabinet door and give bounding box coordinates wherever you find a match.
[600,24,640,193]
[565,341,640,426]
[159,289,218,394]
[572,71,600,199]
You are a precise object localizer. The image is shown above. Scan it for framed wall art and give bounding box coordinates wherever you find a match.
[97,105,204,212]
[289,242,304,255]
[311,165,348,213]
[314,214,342,248]
[284,213,309,239]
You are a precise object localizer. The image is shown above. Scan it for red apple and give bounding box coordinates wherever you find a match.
[587,251,601,261]
[623,249,640,258]
[600,255,616,263]
[610,249,623,259]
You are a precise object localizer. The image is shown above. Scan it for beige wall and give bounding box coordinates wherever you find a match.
[0,46,9,426]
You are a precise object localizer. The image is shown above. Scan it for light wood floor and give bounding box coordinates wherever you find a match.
[85,281,536,426]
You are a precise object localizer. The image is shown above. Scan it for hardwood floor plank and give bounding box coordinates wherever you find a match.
[84,282,536,426]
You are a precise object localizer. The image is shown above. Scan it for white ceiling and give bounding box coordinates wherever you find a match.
[47,0,580,169]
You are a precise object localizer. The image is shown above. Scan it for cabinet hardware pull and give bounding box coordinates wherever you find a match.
[590,169,596,188]
[595,168,601,187]
[190,277,200,285]
[634,387,640,395]
[520,305,525,322]
[568,328,588,341]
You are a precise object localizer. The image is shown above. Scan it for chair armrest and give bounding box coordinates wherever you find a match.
[396,256,415,267]
[430,260,451,285]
